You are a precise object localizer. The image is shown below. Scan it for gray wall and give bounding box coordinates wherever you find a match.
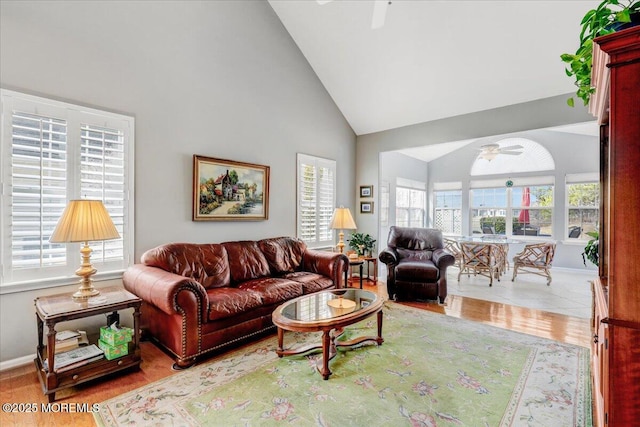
[0,1,355,364]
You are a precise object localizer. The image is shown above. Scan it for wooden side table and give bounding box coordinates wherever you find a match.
[361,256,378,283]
[346,259,364,289]
[34,286,141,402]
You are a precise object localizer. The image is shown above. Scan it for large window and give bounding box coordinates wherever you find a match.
[510,185,553,236]
[296,153,336,248]
[434,188,462,235]
[396,187,425,228]
[470,180,554,237]
[1,90,134,288]
[470,187,507,234]
[566,174,599,240]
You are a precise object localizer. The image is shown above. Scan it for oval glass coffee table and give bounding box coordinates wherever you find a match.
[272,288,384,380]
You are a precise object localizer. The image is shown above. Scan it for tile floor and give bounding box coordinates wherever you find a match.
[446,267,594,318]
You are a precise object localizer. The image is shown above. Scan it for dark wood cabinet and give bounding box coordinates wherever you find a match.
[590,26,640,427]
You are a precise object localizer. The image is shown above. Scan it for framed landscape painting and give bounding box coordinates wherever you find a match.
[193,155,270,221]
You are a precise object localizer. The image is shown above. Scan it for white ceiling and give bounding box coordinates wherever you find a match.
[268,0,598,136]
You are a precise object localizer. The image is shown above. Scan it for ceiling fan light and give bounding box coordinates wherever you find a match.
[481,152,498,161]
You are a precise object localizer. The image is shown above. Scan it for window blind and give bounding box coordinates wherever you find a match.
[296,153,336,248]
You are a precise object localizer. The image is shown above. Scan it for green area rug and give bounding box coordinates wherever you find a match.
[95,303,591,426]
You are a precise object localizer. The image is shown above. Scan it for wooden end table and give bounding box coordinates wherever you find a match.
[346,259,364,289]
[361,256,378,283]
[34,286,142,402]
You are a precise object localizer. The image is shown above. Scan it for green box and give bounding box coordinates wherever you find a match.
[98,339,128,360]
[99,326,133,346]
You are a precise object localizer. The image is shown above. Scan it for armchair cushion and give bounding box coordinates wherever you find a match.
[395,260,439,282]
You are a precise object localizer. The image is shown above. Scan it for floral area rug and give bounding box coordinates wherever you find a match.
[95,302,591,426]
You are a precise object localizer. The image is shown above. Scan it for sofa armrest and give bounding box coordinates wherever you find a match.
[432,248,455,270]
[378,248,399,266]
[302,250,349,288]
[123,264,208,321]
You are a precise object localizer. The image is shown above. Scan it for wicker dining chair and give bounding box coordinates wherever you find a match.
[458,242,502,286]
[444,238,462,270]
[511,242,556,285]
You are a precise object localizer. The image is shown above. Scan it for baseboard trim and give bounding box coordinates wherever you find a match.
[0,354,35,372]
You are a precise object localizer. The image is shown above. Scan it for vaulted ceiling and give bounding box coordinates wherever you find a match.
[268,0,597,136]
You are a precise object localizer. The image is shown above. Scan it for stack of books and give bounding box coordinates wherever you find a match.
[54,330,85,354]
[43,344,104,373]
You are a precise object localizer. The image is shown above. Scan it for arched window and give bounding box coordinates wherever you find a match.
[470,138,555,176]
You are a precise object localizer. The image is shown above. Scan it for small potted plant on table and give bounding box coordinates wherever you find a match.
[348,233,376,257]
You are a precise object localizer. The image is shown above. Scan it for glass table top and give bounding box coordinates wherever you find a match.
[280,289,377,322]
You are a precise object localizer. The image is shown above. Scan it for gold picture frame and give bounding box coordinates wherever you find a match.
[193,155,270,221]
[360,185,373,198]
[360,201,374,214]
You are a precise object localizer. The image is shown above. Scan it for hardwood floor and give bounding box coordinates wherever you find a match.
[0,281,591,426]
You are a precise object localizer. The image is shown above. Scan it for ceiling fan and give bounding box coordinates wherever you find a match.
[477,143,524,161]
[317,0,391,30]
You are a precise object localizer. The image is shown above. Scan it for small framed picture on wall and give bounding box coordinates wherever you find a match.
[360,185,373,198]
[360,202,374,214]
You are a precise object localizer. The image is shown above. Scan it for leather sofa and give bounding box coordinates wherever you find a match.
[123,236,348,369]
[379,226,455,303]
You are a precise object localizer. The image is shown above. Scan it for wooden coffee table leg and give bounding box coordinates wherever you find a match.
[320,330,332,380]
[277,327,284,357]
[376,310,384,345]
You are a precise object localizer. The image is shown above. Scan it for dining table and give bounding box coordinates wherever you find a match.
[453,235,524,286]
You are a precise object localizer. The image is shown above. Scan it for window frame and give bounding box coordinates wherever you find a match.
[296,153,336,249]
[395,186,426,228]
[565,173,599,241]
[0,89,135,292]
[469,177,554,238]
[433,183,463,236]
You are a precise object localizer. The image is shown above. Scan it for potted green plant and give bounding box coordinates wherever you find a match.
[348,232,376,257]
[561,0,640,107]
[582,231,599,266]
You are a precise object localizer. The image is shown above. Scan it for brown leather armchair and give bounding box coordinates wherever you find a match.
[379,226,455,303]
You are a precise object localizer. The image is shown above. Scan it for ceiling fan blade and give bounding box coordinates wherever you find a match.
[500,145,523,151]
[371,0,388,29]
[500,151,523,156]
[316,0,334,5]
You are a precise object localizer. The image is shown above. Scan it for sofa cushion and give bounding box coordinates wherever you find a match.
[141,243,230,289]
[207,288,264,322]
[222,241,271,284]
[283,271,334,294]
[395,260,439,281]
[258,237,306,274]
[237,277,303,305]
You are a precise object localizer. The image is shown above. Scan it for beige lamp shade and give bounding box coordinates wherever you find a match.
[329,206,357,254]
[50,200,120,300]
[50,200,120,243]
[329,207,357,230]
